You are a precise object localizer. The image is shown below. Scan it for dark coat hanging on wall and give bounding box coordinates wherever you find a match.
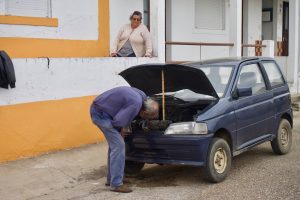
[0,51,16,89]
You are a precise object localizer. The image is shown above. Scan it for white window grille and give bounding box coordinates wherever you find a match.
[4,0,52,18]
[195,0,225,30]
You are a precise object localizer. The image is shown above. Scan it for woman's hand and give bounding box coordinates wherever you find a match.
[110,53,117,57]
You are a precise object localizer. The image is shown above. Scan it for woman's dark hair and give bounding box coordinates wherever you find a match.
[130,11,143,20]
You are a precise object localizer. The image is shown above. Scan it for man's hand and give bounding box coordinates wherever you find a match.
[120,126,132,138]
[120,128,130,138]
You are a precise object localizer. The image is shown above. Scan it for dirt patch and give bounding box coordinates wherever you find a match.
[127,165,181,188]
[77,166,107,182]
[89,187,108,195]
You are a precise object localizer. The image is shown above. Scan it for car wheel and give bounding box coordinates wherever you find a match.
[271,119,292,155]
[205,138,231,183]
[124,160,145,175]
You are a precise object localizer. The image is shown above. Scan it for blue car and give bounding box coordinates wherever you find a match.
[119,57,293,183]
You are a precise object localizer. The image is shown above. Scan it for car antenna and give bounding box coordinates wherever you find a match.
[161,69,166,120]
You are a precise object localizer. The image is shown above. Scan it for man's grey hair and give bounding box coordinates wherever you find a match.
[143,98,159,116]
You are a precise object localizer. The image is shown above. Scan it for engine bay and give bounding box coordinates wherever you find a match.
[131,94,216,132]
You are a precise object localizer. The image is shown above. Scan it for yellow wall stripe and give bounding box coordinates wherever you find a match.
[0,96,104,163]
[0,0,109,58]
[0,15,58,27]
[0,37,108,58]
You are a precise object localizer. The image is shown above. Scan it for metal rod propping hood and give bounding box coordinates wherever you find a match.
[161,70,165,120]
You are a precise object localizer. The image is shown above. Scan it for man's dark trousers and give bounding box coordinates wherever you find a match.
[90,105,125,189]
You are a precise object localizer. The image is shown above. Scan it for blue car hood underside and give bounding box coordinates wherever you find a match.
[119,64,218,98]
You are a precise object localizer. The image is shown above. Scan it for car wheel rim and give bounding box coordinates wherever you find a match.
[280,127,289,147]
[213,148,227,174]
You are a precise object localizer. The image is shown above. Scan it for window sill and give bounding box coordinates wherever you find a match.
[0,15,58,27]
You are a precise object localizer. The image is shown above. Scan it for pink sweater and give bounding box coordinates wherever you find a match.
[111,24,152,57]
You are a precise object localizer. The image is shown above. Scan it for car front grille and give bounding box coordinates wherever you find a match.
[129,148,170,160]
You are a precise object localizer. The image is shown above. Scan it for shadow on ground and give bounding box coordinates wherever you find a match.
[76,143,280,189]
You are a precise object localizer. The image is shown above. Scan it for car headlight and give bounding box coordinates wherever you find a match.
[164,122,208,135]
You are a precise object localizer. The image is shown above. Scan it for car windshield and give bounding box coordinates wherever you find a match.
[198,65,233,97]
[154,65,234,100]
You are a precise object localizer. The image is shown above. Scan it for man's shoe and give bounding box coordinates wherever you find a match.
[110,185,132,193]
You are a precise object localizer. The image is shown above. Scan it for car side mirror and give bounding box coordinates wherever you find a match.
[232,87,252,99]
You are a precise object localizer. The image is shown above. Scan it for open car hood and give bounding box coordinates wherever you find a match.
[119,64,218,98]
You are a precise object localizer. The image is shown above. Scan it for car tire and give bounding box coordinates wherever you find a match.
[271,119,292,155]
[205,138,232,183]
[124,160,145,175]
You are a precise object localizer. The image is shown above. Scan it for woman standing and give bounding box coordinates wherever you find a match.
[111,11,152,57]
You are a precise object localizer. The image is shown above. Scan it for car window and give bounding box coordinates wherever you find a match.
[237,63,266,96]
[200,66,233,97]
[262,61,285,87]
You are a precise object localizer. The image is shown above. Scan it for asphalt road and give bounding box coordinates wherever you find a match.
[2,112,299,200]
[38,111,300,200]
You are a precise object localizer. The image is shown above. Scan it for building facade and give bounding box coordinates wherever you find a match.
[166,0,300,93]
[0,0,298,162]
[0,0,164,162]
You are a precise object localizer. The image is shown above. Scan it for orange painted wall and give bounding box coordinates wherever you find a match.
[0,15,58,27]
[0,0,109,162]
[0,96,104,163]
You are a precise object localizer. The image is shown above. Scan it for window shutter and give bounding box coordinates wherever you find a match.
[5,0,50,18]
[195,0,225,30]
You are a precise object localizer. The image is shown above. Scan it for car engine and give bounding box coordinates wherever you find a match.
[131,95,215,132]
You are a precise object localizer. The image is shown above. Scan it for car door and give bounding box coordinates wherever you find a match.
[260,60,291,135]
[233,61,274,150]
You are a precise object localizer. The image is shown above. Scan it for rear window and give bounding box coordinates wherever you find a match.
[262,62,285,87]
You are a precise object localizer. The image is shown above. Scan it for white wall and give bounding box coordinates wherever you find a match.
[287,0,299,87]
[166,0,231,62]
[0,57,159,105]
[298,0,300,95]
[150,0,165,61]
[243,0,262,56]
[0,0,4,14]
[0,0,98,40]
[273,0,283,42]
[229,0,242,57]
[0,0,167,106]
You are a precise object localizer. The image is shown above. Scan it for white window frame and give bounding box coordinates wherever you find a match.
[4,0,52,18]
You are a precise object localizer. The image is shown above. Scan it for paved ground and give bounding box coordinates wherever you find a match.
[1,111,300,200]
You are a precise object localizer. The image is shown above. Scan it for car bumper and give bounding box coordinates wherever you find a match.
[125,131,213,166]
